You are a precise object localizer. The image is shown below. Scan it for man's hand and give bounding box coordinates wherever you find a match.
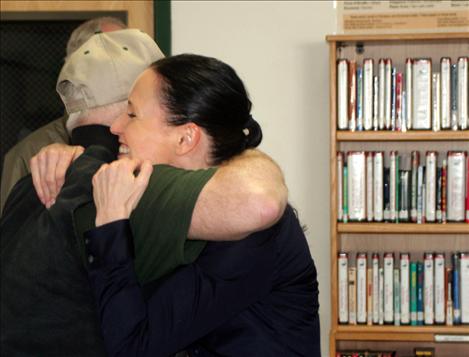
[30,144,84,208]
[93,158,153,227]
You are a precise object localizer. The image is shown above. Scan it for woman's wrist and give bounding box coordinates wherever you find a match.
[95,207,130,227]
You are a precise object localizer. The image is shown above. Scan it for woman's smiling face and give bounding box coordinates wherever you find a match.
[110,69,180,165]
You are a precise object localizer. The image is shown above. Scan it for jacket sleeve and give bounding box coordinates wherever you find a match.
[85,219,276,357]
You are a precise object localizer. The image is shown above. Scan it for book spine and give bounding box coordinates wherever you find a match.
[337,59,349,130]
[363,58,374,130]
[453,253,461,324]
[372,253,380,324]
[384,252,394,324]
[356,66,363,131]
[366,152,374,222]
[367,267,373,325]
[412,58,432,130]
[425,151,438,222]
[394,268,400,325]
[457,57,468,130]
[432,72,441,131]
[434,253,446,324]
[385,59,392,130]
[410,262,418,325]
[379,266,384,325]
[373,152,384,222]
[338,252,349,323]
[357,253,368,324]
[348,151,366,221]
[440,57,451,129]
[447,151,467,222]
[391,67,397,131]
[417,262,424,325]
[450,63,458,130]
[410,151,420,222]
[349,60,357,131]
[424,253,434,325]
[349,266,357,325]
[460,252,469,324]
[446,267,453,325]
[337,152,344,222]
[400,253,410,324]
[405,58,413,131]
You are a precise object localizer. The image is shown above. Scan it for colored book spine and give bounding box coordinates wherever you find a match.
[450,63,458,130]
[410,262,418,325]
[453,253,461,324]
[417,262,424,325]
[356,66,363,131]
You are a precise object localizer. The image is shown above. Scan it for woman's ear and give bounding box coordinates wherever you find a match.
[175,123,201,155]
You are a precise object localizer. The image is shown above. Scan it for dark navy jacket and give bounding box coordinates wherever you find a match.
[86,205,321,356]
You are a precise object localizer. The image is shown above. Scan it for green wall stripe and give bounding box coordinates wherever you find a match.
[154,0,171,56]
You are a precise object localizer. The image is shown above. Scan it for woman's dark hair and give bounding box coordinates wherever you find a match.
[150,54,262,165]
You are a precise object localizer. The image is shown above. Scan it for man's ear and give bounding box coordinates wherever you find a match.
[176,123,201,155]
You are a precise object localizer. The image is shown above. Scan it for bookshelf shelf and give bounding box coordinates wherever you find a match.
[337,131,469,142]
[338,223,469,234]
[334,325,469,342]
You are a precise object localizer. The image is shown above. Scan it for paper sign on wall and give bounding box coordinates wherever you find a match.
[337,0,469,34]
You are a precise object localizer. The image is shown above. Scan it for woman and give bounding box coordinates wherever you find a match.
[87,54,320,356]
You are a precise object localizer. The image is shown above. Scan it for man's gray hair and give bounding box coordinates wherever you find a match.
[66,100,127,132]
[66,17,127,58]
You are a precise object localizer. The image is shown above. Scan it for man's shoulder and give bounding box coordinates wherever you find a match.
[7,116,69,159]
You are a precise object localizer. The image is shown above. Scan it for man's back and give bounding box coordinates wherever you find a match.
[0,146,112,356]
[0,116,69,215]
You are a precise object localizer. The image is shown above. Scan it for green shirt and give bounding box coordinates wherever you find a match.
[74,164,216,284]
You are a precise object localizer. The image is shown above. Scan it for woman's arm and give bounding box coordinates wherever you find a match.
[85,220,275,357]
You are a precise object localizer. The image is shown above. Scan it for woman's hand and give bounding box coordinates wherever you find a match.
[30,144,85,208]
[92,158,153,226]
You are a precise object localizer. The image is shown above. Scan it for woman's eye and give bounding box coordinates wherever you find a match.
[127,113,136,119]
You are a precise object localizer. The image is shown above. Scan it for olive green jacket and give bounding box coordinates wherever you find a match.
[0,116,69,215]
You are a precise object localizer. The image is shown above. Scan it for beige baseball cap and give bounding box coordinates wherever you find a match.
[57,28,164,117]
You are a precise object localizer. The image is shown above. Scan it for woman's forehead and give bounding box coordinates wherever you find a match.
[130,70,158,100]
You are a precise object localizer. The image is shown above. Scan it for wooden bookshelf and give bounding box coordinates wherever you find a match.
[327,32,469,357]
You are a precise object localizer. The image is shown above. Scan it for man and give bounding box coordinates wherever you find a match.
[0,16,127,214]
[1,30,287,356]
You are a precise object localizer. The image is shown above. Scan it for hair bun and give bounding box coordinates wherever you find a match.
[243,115,262,149]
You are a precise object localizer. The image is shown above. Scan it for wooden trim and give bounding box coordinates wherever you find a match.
[154,0,171,55]
[329,40,339,355]
[334,325,469,342]
[337,131,469,142]
[326,32,469,42]
[338,223,469,234]
[0,1,154,38]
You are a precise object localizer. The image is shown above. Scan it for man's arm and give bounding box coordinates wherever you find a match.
[31,146,287,241]
[0,148,29,216]
[190,149,287,240]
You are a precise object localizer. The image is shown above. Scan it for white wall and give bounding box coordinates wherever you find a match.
[172,1,337,355]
